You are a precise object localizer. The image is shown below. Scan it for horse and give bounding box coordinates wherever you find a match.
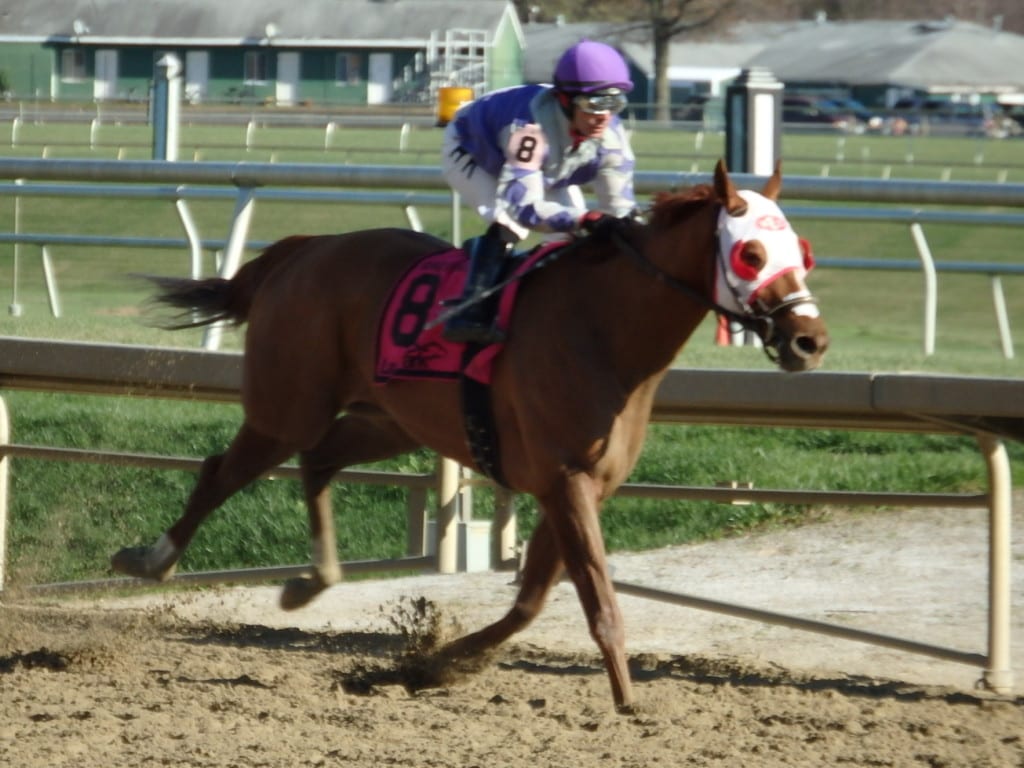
[111,159,828,712]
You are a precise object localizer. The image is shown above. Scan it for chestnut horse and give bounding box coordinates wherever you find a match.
[112,160,828,712]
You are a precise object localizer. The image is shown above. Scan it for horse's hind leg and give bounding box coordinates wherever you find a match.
[438,515,564,657]
[279,412,420,610]
[111,422,295,581]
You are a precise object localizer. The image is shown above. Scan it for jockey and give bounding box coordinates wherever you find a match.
[440,39,637,344]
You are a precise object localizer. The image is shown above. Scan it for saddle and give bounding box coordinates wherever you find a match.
[375,240,567,484]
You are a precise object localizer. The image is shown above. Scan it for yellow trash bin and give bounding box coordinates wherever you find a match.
[436,86,474,127]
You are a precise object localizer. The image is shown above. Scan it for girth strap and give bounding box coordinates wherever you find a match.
[459,342,508,488]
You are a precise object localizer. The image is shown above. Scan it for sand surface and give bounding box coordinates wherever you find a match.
[2,500,1022,767]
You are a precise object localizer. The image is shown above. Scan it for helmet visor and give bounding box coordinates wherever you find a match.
[572,90,628,115]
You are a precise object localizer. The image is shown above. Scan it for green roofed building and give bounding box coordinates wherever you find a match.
[0,0,523,106]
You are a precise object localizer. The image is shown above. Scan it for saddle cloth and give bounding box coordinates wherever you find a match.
[375,242,560,386]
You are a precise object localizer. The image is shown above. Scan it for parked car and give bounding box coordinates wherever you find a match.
[1004,108,1024,131]
[782,96,864,133]
[820,97,885,132]
[671,94,724,130]
[888,98,991,136]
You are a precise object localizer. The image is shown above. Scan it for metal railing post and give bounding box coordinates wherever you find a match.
[175,196,204,279]
[909,221,937,356]
[991,276,1015,359]
[0,396,9,592]
[9,179,23,317]
[404,205,423,232]
[202,185,256,350]
[436,457,460,573]
[978,433,1014,694]
[40,246,61,317]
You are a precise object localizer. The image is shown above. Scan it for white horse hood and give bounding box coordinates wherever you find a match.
[714,190,813,312]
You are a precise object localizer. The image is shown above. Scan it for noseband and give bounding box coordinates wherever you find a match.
[607,216,819,363]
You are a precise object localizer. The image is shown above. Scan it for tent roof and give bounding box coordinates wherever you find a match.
[744,18,1024,92]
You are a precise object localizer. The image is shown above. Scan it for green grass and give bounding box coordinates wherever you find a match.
[0,119,1021,587]
[8,390,1014,587]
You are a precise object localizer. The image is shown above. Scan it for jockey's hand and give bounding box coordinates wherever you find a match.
[577,210,617,237]
[625,207,647,225]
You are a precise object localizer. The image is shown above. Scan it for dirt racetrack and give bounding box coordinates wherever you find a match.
[2,501,1023,767]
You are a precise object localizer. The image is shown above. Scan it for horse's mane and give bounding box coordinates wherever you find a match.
[647,184,716,228]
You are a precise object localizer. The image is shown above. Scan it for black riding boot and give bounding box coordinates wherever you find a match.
[443,224,516,344]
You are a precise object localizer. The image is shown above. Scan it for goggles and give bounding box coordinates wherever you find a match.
[572,90,628,115]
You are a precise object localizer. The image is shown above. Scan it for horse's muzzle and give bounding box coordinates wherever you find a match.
[768,325,830,372]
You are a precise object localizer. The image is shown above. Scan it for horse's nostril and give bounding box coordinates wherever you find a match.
[793,334,820,357]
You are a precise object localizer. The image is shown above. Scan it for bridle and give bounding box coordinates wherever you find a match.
[605,209,819,363]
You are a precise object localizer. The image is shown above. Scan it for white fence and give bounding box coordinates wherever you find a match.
[0,158,1022,356]
[5,107,1024,175]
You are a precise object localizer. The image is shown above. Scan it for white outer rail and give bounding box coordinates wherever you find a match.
[0,158,1023,357]
[0,337,1018,692]
[1,159,1022,356]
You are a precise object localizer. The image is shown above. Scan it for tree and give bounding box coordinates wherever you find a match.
[622,1,737,120]
[516,1,738,119]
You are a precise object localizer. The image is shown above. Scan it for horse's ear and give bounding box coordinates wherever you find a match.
[762,160,783,201]
[714,159,746,216]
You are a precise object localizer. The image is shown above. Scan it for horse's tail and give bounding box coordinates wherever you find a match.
[141,235,313,330]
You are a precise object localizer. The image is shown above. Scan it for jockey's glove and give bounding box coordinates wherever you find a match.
[577,210,618,236]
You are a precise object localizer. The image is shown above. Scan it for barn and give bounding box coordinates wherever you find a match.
[0,0,523,106]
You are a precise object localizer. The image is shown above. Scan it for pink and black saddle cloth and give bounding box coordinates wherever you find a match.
[375,241,562,386]
[375,240,567,484]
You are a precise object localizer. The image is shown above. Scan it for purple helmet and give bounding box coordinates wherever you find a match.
[553,40,633,95]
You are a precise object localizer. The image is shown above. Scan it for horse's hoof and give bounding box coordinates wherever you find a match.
[110,546,177,581]
[279,572,336,611]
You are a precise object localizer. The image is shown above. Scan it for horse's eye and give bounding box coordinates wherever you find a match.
[729,240,764,281]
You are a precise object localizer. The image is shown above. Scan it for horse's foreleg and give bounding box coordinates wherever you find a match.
[111,423,294,581]
[438,516,564,658]
[542,473,634,713]
[279,413,419,610]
